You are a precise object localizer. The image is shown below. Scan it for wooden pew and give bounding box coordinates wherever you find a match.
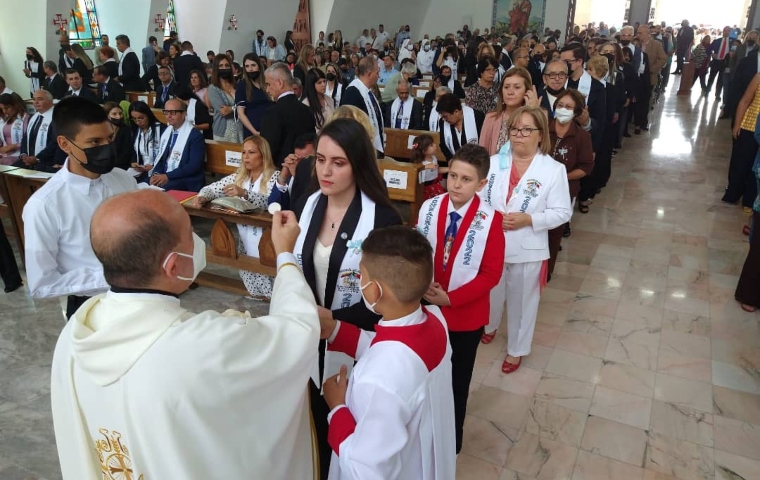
[412,85,428,100]
[127,90,156,107]
[152,108,166,124]
[0,165,19,219]
[0,167,54,264]
[384,127,443,161]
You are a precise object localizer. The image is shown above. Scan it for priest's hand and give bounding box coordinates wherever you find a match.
[423,282,451,306]
[271,211,300,255]
[323,365,348,410]
[317,306,337,339]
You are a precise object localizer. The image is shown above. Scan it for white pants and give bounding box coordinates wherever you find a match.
[487,261,543,357]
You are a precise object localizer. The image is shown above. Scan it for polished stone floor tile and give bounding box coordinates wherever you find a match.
[649,400,714,447]
[645,431,715,480]
[505,432,579,480]
[580,416,648,467]
[589,386,652,430]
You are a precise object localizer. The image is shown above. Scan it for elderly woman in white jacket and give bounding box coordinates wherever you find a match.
[479,105,571,374]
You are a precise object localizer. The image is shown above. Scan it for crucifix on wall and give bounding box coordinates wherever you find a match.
[52,14,68,33]
[154,14,165,32]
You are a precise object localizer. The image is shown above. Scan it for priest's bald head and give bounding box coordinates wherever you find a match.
[91,189,200,293]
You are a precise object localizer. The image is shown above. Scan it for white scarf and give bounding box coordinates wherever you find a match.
[237,172,278,258]
[429,103,440,131]
[348,78,384,152]
[295,190,376,384]
[572,70,592,102]
[28,110,53,155]
[26,60,40,92]
[419,194,495,290]
[443,56,458,79]
[64,55,75,69]
[118,48,134,77]
[186,98,197,125]
[156,121,192,172]
[1,116,25,151]
[133,123,162,167]
[390,96,414,130]
[441,105,478,155]
[483,143,545,214]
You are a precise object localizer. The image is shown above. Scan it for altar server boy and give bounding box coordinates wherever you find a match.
[319,226,456,480]
[417,143,505,453]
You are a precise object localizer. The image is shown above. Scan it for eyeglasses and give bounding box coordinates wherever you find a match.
[565,60,577,67]
[544,72,568,79]
[162,109,185,116]
[509,126,539,137]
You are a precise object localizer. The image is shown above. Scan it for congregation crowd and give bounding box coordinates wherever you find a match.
[0,16,758,480]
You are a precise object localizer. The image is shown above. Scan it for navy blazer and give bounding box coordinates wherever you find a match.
[119,51,143,91]
[14,116,59,173]
[151,128,206,192]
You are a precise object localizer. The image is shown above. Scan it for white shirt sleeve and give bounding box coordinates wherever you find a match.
[23,201,108,298]
[333,381,412,480]
[530,164,572,233]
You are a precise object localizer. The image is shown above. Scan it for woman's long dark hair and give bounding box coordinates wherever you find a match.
[26,46,43,64]
[241,53,265,101]
[311,118,394,209]
[305,67,327,128]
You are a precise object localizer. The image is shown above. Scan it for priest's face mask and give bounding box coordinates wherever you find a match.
[315,135,355,197]
[162,230,207,284]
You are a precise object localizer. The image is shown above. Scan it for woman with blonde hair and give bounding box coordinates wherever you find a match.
[293,44,317,85]
[194,135,280,299]
[478,106,572,370]
[479,67,539,155]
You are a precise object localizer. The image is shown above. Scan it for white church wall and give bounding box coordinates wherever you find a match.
[219,0,297,59]
[326,0,431,47]
[0,0,50,96]
[97,0,152,74]
[175,0,227,57]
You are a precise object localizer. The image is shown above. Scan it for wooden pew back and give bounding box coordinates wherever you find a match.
[384,128,443,161]
[128,90,156,108]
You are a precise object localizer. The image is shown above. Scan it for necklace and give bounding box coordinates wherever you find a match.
[326,212,346,231]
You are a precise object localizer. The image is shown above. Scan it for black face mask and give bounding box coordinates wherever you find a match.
[218,69,233,80]
[26,54,33,61]
[533,54,543,61]
[620,40,631,46]
[441,75,451,83]
[69,140,116,174]
[247,71,260,80]
[109,118,124,127]
[748,40,757,47]
[545,85,565,96]
[326,73,337,81]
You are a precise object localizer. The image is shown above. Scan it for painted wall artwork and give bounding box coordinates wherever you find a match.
[493,0,547,35]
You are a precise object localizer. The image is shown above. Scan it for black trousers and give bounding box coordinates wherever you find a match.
[309,379,331,480]
[707,59,726,95]
[449,327,483,454]
[723,128,759,208]
[65,295,90,320]
[675,50,687,73]
[736,211,760,308]
[634,85,653,129]
[0,221,21,291]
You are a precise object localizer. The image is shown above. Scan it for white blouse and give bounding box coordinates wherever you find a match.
[314,239,332,306]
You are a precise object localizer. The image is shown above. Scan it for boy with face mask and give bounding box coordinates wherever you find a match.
[319,226,457,480]
[21,96,138,319]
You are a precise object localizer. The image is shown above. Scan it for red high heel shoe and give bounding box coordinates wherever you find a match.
[501,356,522,374]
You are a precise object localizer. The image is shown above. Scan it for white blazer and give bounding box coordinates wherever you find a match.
[479,149,571,263]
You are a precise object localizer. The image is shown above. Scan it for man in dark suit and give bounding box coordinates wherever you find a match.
[163,31,178,53]
[261,63,317,168]
[341,56,386,156]
[93,65,126,104]
[500,37,514,71]
[673,20,694,74]
[173,41,205,90]
[539,59,569,119]
[61,46,90,82]
[560,43,606,151]
[707,27,732,99]
[267,132,316,210]
[115,34,143,91]
[528,43,546,91]
[141,51,169,92]
[142,36,159,73]
[13,90,59,173]
[149,99,206,192]
[42,61,68,100]
[152,66,180,109]
[726,33,760,121]
[64,69,98,102]
[383,79,424,130]
[435,93,485,160]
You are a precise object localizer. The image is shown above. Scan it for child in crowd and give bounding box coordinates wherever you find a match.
[417,143,505,453]
[319,226,456,479]
[411,133,447,199]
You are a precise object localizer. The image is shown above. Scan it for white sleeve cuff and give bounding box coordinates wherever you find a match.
[276,252,299,270]
[275,181,289,192]
[327,320,342,343]
[327,404,347,424]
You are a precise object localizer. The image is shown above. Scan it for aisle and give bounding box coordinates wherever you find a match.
[455,83,760,479]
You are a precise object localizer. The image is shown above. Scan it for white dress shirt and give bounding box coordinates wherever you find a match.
[22,159,138,298]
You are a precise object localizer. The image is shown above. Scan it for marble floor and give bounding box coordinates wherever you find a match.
[1,81,759,479]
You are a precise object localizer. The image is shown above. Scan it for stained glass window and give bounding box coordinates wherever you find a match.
[69,0,102,48]
[164,0,178,40]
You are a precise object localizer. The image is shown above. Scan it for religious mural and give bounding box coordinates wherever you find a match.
[492,0,547,35]
[292,0,311,52]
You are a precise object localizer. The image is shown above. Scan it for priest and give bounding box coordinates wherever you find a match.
[51,189,321,480]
